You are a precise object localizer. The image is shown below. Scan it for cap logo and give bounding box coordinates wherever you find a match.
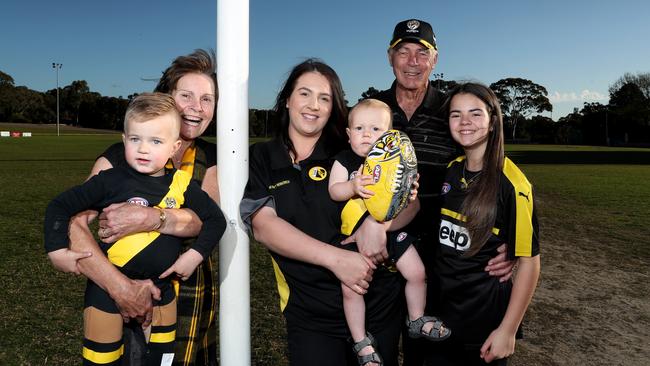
[406,20,420,32]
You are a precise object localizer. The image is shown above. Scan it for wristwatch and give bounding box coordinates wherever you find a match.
[155,207,167,230]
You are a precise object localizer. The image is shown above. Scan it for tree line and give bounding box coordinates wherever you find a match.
[1,70,648,145]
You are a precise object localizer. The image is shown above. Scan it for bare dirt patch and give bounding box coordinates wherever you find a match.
[510,219,650,366]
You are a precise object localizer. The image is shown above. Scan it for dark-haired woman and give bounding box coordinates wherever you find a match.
[241,59,403,366]
[426,83,540,365]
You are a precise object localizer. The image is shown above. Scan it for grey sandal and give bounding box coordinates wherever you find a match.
[351,332,383,366]
[406,315,451,341]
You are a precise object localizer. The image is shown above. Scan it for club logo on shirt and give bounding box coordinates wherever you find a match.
[164,197,177,209]
[127,197,149,206]
[441,182,451,195]
[309,166,327,181]
[439,218,471,251]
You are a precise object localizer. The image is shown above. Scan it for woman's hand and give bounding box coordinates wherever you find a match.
[480,326,516,363]
[98,203,159,243]
[69,213,161,326]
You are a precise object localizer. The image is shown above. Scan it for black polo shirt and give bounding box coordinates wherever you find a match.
[241,138,401,337]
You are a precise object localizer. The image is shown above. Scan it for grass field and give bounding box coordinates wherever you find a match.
[1,131,649,365]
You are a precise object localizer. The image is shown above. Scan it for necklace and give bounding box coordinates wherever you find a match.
[460,163,482,190]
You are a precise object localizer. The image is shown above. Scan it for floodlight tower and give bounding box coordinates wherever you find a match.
[433,72,444,89]
[52,63,62,136]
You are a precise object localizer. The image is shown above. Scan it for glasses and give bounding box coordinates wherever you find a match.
[172,89,215,110]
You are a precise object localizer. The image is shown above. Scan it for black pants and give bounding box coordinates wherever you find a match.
[286,314,401,366]
[424,341,508,366]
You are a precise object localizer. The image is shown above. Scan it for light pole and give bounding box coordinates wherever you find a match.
[52,63,62,136]
[433,72,444,90]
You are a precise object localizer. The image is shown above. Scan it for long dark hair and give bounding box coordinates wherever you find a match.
[445,82,504,256]
[273,58,347,157]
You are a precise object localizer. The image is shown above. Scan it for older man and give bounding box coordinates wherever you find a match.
[374,19,514,365]
[375,19,457,242]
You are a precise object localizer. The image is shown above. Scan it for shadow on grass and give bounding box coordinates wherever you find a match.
[506,150,650,164]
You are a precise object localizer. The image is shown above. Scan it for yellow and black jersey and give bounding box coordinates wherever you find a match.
[240,139,402,337]
[435,156,539,346]
[44,166,226,282]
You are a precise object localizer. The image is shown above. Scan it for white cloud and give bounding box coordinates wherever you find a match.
[549,90,608,103]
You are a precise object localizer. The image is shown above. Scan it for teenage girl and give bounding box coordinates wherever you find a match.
[429,82,541,365]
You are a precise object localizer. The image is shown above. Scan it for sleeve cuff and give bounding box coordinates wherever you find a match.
[239,196,275,234]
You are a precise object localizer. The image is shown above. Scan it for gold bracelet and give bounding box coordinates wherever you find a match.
[154,206,166,230]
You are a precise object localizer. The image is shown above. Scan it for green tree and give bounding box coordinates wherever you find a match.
[609,72,650,99]
[15,87,52,122]
[0,70,15,87]
[0,71,16,121]
[490,78,552,140]
[436,79,458,94]
[528,115,556,144]
[61,80,90,125]
[608,82,650,143]
[579,102,609,145]
[359,87,380,101]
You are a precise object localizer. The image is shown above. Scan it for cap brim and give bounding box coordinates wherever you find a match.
[389,37,436,50]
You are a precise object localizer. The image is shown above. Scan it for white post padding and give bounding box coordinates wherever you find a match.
[217,0,251,365]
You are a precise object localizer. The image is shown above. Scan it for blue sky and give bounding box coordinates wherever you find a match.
[2,0,649,119]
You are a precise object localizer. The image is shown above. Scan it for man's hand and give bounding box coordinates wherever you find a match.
[47,248,92,274]
[328,250,376,295]
[98,203,157,243]
[159,249,203,281]
[341,216,388,264]
[68,209,160,326]
[485,244,516,282]
[112,279,161,326]
[409,173,420,202]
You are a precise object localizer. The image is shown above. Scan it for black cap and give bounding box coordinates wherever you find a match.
[389,19,436,50]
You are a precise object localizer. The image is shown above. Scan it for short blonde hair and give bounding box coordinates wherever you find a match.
[124,92,180,136]
[349,98,393,128]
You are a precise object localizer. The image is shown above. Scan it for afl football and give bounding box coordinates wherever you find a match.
[363,129,418,222]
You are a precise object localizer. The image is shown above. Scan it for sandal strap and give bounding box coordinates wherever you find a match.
[407,315,449,338]
[358,352,383,366]
[352,332,376,353]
